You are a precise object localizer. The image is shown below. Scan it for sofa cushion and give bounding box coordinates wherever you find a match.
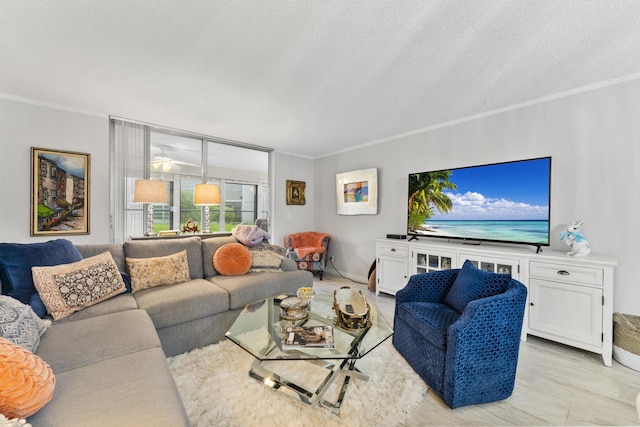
[396,302,461,350]
[28,347,190,427]
[36,309,160,373]
[0,336,56,419]
[124,236,203,279]
[32,252,127,320]
[126,250,191,292]
[444,260,510,313]
[75,243,127,272]
[213,243,252,276]
[0,296,49,353]
[210,270,312,310]
[134,279,229,329]
[0,239,83,311]
[51,293,138,324]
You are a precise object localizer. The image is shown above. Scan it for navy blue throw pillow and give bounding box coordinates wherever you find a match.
[0,239,83,310]
[444,260,510,313]
[120,271,132,293]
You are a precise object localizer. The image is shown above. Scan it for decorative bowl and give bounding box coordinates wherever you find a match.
[279,296,309,320]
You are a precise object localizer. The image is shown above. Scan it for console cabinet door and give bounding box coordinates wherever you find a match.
[458,253,520,280]
[411,248,456,275]
[529,278,603,347]
[376,242,409,296]
[377,255,408,295]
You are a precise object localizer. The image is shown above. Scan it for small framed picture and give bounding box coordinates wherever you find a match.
[31,147,90,236]
[286,180,306,205]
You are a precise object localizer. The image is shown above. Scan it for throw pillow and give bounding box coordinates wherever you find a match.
[0,296,49,353]
[444,260,511,313]
[32,252,126,320]
[249,249,283,272]
[213,243,252,276]
[125,250,190,292]
[0,239,83,316]
[0,337,56,419]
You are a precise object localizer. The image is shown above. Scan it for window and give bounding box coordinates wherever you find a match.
[111,118,271,242]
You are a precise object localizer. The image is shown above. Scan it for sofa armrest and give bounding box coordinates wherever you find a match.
[280,258,297,271]
[396,269,459,305]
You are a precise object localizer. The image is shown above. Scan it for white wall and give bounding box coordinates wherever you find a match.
[2,78,640,316]
[313,78,640,315]
[271,152,315,246]
[0,98,110,244]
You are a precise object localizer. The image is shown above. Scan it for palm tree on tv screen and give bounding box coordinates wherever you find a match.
[408,170,457,232]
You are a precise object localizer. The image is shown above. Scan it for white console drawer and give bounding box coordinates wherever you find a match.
[530,261,603,286]
[378,243,408,257]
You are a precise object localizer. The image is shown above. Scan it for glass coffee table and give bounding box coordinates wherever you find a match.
[225,291,393,413]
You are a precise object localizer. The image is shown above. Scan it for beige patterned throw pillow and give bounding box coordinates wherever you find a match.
[32,251,126,320]
[126,250,190,293]
[250,249,284,272]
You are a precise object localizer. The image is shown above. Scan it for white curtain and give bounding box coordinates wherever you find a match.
[110,119,147,242]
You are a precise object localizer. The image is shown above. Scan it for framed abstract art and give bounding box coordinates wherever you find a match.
[336,168,378,215]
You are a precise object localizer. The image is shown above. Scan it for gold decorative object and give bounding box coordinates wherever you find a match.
[333,287,370,330]
[296,287,315,301]
[279,296,309,320]
[182,219,199,233]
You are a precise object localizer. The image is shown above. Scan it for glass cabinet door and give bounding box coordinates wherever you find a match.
[413,249,455,274]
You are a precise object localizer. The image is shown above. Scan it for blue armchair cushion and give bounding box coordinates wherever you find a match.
[0,239,83,315]
[396,301,460,349]
[444,260,510,313]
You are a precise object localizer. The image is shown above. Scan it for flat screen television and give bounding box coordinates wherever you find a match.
[407,157,551,250]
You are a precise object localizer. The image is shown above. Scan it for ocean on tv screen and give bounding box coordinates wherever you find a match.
[416,219,549,245]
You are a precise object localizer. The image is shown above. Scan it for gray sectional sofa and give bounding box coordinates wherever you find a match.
[24,235,313,426]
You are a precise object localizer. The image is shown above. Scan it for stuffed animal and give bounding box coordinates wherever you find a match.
[559,220,591,256]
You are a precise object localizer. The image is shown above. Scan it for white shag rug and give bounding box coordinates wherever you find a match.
[167,338,427,427]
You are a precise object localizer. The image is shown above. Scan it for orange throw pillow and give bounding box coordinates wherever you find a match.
[0,337,55,419]
[213,243,252,276]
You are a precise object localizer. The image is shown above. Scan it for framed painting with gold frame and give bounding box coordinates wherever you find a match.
[31,147,90,236]
[286,180,306,205]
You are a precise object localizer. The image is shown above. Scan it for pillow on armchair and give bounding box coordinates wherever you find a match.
[444,260,511,313]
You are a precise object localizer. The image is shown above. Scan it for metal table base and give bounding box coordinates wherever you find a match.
[248,357,369,414]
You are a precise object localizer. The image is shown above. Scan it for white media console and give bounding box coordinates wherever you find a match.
[376,238,617,366]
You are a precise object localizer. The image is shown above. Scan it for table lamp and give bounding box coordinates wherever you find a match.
[133,179,167,236]
[193,183,220,233]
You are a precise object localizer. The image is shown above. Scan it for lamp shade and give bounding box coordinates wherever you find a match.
[194,184,221,205]
[133,179,167,204]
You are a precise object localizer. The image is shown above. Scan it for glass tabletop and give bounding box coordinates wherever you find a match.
[225,291,394,361]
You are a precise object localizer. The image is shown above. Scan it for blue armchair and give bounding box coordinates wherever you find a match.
[393,260,527,408]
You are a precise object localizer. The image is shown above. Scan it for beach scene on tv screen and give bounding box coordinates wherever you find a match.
[408,158,550,244]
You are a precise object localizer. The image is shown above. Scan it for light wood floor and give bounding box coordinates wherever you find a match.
[313,273,640,426]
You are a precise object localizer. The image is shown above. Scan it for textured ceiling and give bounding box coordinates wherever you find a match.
[1,1,640,158]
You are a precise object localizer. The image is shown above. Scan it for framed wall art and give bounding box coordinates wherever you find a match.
[336,168,378,215]
[286,180,306,205]
[31,147,90,236]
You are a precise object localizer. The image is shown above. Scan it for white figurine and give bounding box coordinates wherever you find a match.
[559,220,591,256]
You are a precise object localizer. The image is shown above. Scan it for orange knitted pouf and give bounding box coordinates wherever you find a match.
[0,337,55,419]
